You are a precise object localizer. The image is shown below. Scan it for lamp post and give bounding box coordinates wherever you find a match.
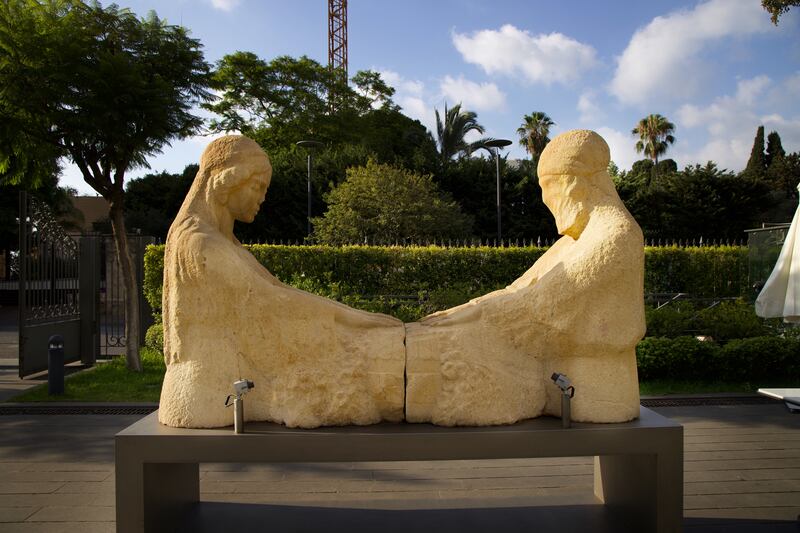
[295,140,323,237]
[482,139,513,243]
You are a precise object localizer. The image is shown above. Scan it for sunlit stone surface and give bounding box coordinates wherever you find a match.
[158,136,406,429]
[159,130,644,429]
[405,130,645,425]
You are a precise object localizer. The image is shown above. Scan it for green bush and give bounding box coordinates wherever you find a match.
[636,335,799,382]
[645,302,696,337]
[695,300,771,341]
[636,336,719,380]
[145,323,164,353]
[645,299,774,341]
[143,244,750,322]
[716,336,800,382]
[644,245,747,297]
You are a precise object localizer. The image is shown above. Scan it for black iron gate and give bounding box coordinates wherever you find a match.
[98,235,154,357]
[17,192,98,377]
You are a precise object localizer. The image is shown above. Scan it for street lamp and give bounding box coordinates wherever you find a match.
[482,138,513,243]
[295,140,323,237]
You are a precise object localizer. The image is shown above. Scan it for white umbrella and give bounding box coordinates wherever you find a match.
[755,183,800,323]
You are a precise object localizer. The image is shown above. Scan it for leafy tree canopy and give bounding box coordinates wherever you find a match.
[762,0,800,24]
[0,0,211,371]
[312,160,472,245]
[632,114,676,166]
[516,112,555,160]
[744,125,767,180]
[435,103,489,163]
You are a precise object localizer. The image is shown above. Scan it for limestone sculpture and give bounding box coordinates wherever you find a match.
[158,136,406,429]
[158,130,645,429]
[405,130,645,425]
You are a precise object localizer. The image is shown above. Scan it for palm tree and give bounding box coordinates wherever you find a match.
[435,103,488,163]
[516,112,554,159]
[632,114,676,165]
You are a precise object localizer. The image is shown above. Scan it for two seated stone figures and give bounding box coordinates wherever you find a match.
[158,130,645,429]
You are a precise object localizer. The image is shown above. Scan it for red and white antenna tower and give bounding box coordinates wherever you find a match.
[328,0,348,79]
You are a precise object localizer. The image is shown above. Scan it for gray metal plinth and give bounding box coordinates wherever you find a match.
[116,407,683,533]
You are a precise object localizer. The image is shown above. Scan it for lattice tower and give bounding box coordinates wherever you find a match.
[328,0,348,79]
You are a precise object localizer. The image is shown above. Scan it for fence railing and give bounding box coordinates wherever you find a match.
[239,237,747,248]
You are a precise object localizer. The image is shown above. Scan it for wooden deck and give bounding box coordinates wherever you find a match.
[0,403,797,531]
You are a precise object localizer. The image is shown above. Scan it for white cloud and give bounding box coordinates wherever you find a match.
[209,0,240,11]
[596,127,639,172]
[378,70,436,133]
[439,75,506,112]
[675,75,800,170]
[610,0,771,106]
[577,90,604,124]
[452,24,597,85]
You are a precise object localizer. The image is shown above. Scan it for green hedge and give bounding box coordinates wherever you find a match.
[143,244,749,319]
[644,299,785,341]
[637,336,800,382]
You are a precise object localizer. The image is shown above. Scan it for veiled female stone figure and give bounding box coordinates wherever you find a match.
[158,136,406,428]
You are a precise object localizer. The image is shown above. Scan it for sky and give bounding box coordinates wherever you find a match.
[62,0,800,195]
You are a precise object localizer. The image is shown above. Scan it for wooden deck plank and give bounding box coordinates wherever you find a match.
[685,468,800,483]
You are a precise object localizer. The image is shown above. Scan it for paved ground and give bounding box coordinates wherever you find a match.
[0,404,797,532]
[2,306,799,531]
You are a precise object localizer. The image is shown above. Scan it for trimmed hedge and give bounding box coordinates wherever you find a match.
[143,244,749,320]
[645,299,782,341]
[636,336,800,382]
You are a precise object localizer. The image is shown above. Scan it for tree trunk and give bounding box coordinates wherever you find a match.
[109,198,142,372]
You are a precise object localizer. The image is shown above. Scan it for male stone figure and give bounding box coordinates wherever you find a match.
[405,130,645,425]
[159,136,406,428]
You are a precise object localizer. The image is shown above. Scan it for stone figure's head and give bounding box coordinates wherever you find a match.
[537,130,615,239]
[197,135,272,223]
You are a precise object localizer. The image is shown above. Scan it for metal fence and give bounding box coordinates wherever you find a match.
[240,237,747,248]
[17,192,89,377]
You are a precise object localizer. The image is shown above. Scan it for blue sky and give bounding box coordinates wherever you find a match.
[62,0,800,195]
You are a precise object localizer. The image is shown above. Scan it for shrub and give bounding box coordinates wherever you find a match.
[645,299,774,341]
[716,336,800,382]
[144,323,164,353]
[636,336,719,380]
[636,335,799,382]
[143,244,750,322]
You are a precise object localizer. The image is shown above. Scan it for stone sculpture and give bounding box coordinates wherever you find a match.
[405,130,645,425]
[158,130,645,429]
[158,136,406,429]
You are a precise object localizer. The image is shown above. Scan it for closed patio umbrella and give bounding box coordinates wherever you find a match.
[755,183,800,323]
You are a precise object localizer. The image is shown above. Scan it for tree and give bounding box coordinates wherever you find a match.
[516,112,555,160]
[768,151,800,198]
[0,0,211,371]
[766,131,786,168]
[744,126,767,180]
[632,114,676,166]
[124,165,197,240]
[762,0,800,24]
[312,160,472,245]
[434,103,488,163]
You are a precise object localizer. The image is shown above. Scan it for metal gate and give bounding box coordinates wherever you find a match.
[98,235,154,357]
[17,192,97,377]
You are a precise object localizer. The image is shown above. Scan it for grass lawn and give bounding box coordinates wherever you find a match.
[10,347,165,403]
[8,347,789,402]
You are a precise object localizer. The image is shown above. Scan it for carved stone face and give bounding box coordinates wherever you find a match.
[539,173,589,238]
[224,153,272,223]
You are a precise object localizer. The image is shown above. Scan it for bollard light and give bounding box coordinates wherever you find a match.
[48,335,64,395]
